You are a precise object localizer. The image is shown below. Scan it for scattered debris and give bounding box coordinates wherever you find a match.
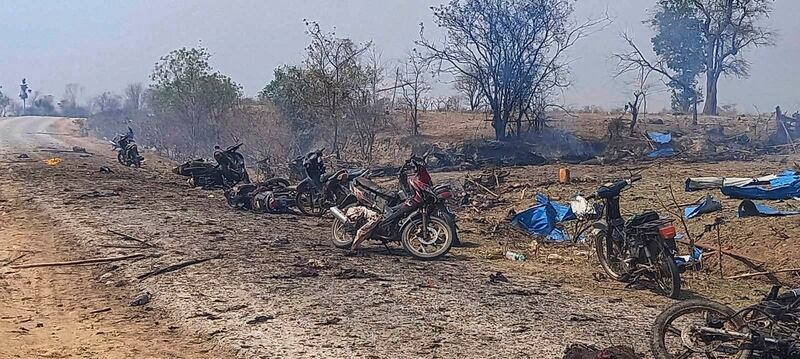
[316,317,341,326]
[130,291,152,306]
[72,146,87,153]
[17,153,29,159]
[76,190,120,199]
[568,314,597,322]
[246,315,274,325]
[563,343,640,359]
[334,268,376,280]
[108,229,153,247]
[99,166,114,174]
[89,307,112,314]
[11,253,147,269]
[504,251,526,261]
[488,271,509,284]
[137,254,222,281]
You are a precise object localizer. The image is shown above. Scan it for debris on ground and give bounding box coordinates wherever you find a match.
[488,271,509,284]
[130,291,152,306]
[738,200,800,217]
[334,268,376,280]
[684,194,723,219]
[72,146,87,153]
[504,251,526,261]
[17,153,29,159]
[99,166,114,174]
[246,315,274,325]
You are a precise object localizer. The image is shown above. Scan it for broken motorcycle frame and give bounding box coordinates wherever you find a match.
[294,148,367,216]
[328,155,454,260]
[651,286,800,358]
[587,175,682,298]
[173,143,251,189]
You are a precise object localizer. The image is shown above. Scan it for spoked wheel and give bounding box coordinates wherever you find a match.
[117,151,127,165]
[651,243,682,299]
[401,216,453,260]
[594,231,625,280]
[295,190,325,217]
[331,211,355,249]
[651,299,750,359]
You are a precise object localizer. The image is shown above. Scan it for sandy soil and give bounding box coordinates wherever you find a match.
[1,116,798,358]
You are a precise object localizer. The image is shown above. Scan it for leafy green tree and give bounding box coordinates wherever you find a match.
[650,0,706,113]
[649,0,774,115]
[150,46,242,153]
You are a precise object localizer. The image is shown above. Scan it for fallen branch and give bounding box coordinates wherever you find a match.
[89,307,112,314]
[108,229,153,247]
[2,253,27,267]
[676,239,765,265]
[137,254,222,281]
[726,268,800,280]
[465,176,499,198]
[11,253,146,269]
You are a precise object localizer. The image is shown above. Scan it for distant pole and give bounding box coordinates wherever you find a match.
[19,78,30,114]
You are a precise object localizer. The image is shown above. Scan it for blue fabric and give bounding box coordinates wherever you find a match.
[737,200,800,217]
[648,147,677,158]
[648,132,672,144]
[511,194,576,242]
[684,194,722,219]
[674,247,703,267]
[722,170,800,200]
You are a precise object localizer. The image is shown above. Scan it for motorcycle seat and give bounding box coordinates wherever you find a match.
[626,211,660,228]
[355,177,398,200]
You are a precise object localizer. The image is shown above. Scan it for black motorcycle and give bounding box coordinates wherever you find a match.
[112,133,143,168]
[651,286,800,358]
[328,156,454,260]
[172,143,251,189]
[294,148,367,216]
[587,175,682,298]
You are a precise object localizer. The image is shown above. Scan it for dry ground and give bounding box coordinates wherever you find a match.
[1,115,798,358]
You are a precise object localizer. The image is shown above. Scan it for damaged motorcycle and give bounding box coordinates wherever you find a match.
[294,148,367,216]
[587,175,682,298]
[172,143,251,189]
[111,127,144,168]
[328,155,455,260]
[651,286,800,358]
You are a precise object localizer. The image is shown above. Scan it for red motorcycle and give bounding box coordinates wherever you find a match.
[328,155,455,260]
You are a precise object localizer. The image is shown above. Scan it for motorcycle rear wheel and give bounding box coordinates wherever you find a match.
[651,241,682,299]
[296,190,324,217]
[651,299,750,359]
[117,151,126,166]
[331,208,355,249]
[400,216,452,260]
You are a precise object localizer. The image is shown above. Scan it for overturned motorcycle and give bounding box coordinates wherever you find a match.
[172,143,251,189]
[327,156,456,260]
[224,178,293,213]
[651,286,800,358]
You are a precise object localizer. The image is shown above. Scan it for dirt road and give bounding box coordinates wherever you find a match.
[0,116,661,358]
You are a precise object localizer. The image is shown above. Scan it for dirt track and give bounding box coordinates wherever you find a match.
[0,117,670,357]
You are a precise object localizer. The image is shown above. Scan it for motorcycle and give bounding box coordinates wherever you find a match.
[398,154,460,247]
[111,129,144,168]
[327,155,454,260]
[224,178,292,210]
[651,286,800,358]
[587,175,682,298]
[172,143,251,189]
[294,148,367,216]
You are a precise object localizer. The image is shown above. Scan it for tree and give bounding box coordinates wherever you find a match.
[417,0,607,140]
[650,0,706,113]
[124,83,145,111]
[399,52,430,136]
[453,70,483,111]
[650,0,774,115]
[150,46,242,154]
[0,87,10,116]
[59,83,89,116]
[93,92,122,113]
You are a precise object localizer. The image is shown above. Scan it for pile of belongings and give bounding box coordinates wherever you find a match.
[647,132,677,158]
[511,194,577,241]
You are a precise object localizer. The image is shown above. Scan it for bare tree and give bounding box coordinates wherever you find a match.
[417,0,608,140]
[614,33,701,125]
[124,83,145,111]
[453,70,482,112]
[399,52,430,136]
[93,92,122,113]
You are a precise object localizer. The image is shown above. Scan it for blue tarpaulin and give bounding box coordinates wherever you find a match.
[647,132,677,158]
[648,132,672,144]
[511,194,577,241]
[721,170,800,200]
[737,200,800,217]
[684,194,722,219]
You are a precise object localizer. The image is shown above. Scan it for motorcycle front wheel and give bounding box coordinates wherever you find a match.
[651,299,750,359]
[400,216,452,260]
[117,151,127,166]
[331,207,355,249]
[295,190,324,217]
[594,231,625,281]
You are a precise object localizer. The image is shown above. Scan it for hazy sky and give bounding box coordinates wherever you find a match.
[2,0,798,112]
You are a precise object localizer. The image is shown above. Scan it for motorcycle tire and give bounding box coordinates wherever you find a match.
[651,299,750,359]
[117,151,126,166]
[296,190,324,217]
[330,204,356,249]
[594,230,625,281]
[651,240,682,299]
[400,216,453,260]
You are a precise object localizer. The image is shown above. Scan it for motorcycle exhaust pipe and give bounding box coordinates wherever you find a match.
[329,206,351,225]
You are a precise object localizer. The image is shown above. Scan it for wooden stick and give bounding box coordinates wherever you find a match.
[108,229,153,247]
[138,254,222,281]
[716,225,724,278]
[2,253,27,267]
[726,268,800,280]
[676,239,765,264]
[465,177,499,198]
[89,307,112,314]
[11,253,146,269]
